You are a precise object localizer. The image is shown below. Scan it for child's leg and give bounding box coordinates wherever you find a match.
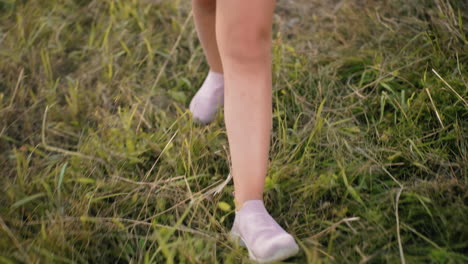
[190,0,225,124]
[191,0,223,73]
[214,2,299,261]
[215,0,275,209]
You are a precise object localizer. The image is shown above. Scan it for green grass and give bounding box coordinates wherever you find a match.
[0,0,467,263]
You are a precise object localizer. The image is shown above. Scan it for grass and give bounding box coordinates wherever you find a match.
[0,0,467,263]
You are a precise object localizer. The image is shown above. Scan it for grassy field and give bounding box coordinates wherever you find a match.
[0,0,467,263]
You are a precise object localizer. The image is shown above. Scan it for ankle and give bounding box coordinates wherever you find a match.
[234,196,264,212]
[205,70,224,85]
[209,68,224,75]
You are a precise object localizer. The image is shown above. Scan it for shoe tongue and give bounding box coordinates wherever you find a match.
[237,200,268,214]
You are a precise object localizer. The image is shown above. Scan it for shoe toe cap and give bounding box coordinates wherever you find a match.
[189,94,221,124]
[252,234,299,260]
[189,99,213,124]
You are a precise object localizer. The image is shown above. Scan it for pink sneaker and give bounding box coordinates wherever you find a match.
[229,200,300,263]
[189,70,224,124]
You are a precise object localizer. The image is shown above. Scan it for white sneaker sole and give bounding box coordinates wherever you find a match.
[229,231,300,263]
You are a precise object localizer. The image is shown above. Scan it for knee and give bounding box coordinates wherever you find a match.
[192,0,216,12]
[219,24,272,64]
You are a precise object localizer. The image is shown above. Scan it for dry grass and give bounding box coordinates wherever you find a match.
[0,0,467,263]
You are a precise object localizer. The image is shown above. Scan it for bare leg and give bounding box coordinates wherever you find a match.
[216,3,300,261]
[216,0,275,209]
[191,0,223,73]
[189,0,225,124]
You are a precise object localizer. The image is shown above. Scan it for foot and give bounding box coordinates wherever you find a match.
[229,200,299,263]
[189,70,224,124]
